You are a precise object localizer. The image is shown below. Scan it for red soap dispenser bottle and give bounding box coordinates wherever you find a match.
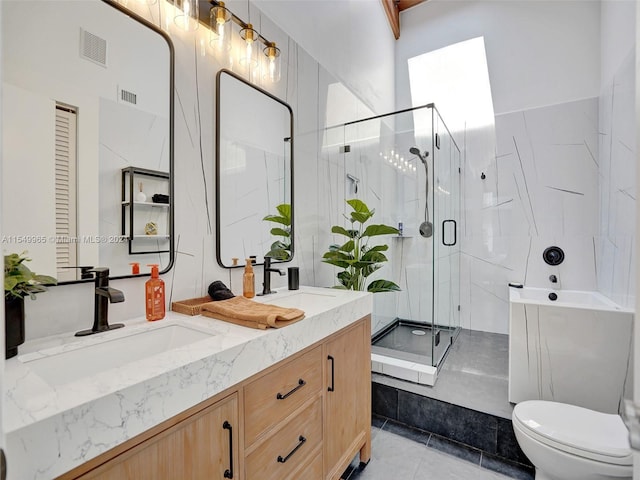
[145,264,165,321]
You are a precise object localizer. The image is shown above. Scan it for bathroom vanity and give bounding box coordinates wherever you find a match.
[4,287,372,480]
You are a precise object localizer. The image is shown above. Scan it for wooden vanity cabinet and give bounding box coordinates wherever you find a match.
[60,316,371,480]
[324,318,371,479]
[75,393,239,480]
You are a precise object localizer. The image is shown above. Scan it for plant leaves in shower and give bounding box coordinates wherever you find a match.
[322,199,400,293]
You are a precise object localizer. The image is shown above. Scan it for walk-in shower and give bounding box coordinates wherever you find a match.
[336,103,461,385]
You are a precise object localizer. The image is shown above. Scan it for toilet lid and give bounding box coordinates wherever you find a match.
[513,401,632,464]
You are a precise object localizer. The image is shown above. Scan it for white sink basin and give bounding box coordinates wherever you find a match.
[21,324,214,387]
[263,291,338,309]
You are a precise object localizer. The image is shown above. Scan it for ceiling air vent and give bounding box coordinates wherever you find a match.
[120,89,137,105]
[80,28,107,67]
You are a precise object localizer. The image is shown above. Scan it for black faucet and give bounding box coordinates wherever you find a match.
[260,256,286,296]
[75,267,125,336]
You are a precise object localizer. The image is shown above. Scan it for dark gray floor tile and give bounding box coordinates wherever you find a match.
[382,419,431,445]
[372,382,398,420]
[398,391,498,453]
[496,417,532,466]
[372,414,387,430]
[427,434,482,465]
[481,453,535,480]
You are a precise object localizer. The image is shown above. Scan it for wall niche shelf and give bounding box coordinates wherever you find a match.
[121,167,171,255]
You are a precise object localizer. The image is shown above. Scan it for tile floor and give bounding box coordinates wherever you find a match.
[352,328,534,479]
[341,418,526,480]
[373,329,512,419]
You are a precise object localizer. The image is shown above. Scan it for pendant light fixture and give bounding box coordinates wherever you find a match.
[174,0,198,32]
[263,42,281,83]
[210,1,231,51]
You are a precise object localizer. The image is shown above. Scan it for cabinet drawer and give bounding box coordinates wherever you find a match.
[245,397,323,480]
[244,346,322,445]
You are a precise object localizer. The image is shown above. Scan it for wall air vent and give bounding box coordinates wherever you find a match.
[120,89,137,105]
[80,28,107,67]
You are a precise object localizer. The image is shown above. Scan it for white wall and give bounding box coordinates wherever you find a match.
[19,0,394,341]
[396,0,601,115]
[396,0,607,333]
[253,0,396,116]
[597,0,636,309]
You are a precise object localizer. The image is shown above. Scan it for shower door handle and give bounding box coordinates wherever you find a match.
[442,219,457,246]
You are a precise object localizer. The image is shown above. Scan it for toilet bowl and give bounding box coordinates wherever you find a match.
[512,400,632,480]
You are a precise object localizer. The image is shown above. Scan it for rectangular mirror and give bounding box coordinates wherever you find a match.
[216,69,294,268]
[1,0,174,282]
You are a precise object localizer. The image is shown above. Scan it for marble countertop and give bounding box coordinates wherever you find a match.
[5,286,372,480]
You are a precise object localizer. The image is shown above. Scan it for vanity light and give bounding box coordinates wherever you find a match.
[208,0,283,83]
[210,1,231,51]
[239,23,259,68]
[264,42,281,83]
[174,0,199,31]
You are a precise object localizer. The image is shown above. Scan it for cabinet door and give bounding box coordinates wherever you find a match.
[79,393,239,480]
[324,318,371,479]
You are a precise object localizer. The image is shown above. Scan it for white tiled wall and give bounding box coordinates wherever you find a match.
[23,1,389,341]
[597,49,636,309]
[462,97,601,333]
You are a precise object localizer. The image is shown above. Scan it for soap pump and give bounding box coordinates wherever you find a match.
[243,258,255,299]
[145,264,165,321]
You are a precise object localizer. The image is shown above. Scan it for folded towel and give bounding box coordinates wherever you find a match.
[200,296,304,330]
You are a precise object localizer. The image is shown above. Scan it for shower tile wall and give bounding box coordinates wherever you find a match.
[461,47,636,334]
[461,98,600,333]
[597,49,636,310]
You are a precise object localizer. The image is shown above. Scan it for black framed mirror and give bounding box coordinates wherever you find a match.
[1,0,174,283]
[215,69,294,268]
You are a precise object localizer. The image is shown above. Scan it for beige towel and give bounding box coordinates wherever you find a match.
[200,296,305,330]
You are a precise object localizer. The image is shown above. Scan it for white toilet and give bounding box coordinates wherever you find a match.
[512,400,632,480]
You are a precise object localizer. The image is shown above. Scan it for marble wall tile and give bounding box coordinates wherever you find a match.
[597,49,636,308]
[462,97,602,333]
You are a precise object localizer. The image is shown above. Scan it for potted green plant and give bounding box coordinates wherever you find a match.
[4,252,56,358]
[263,203,292,261]
[322,199,401,292]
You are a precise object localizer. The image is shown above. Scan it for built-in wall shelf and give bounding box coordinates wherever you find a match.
[121,167,170,255]
[121,201,170,208]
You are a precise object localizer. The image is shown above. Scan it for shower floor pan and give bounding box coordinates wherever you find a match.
[371,319,457,386]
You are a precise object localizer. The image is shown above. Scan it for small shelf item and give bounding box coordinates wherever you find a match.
[121,167,171,255]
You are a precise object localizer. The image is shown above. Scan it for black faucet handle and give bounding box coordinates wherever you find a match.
[63,265,95,279]
[89,267,110,278]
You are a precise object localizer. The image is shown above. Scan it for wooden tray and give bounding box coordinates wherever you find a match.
[171,296,211,316]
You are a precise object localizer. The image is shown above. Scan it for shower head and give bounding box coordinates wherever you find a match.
[410,146,429,164]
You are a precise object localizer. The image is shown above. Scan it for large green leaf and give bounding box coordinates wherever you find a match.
[367,280,401,293]
[322,251,354,269]
[331,226,359,238]
[337,271,354,288]
[270,227,290,237]
[339,240,355,253]
[32,274,57,285]
[361,250,388,263]
[351,211,373,224]
[361,264,382,278]
[347,198,371,214]
[262,215,290,226]
[362,224,399,237]
[363,244,389,253]
[276,203,291,219]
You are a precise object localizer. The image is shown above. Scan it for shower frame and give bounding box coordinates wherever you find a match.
[338,103,462,382]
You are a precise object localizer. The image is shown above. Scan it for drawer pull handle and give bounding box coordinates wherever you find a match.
[276,378,306,400]
[328,355,335,392]
[277,436,307,463]
[223,421,234,479]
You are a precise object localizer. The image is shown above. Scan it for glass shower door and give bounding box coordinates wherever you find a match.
[432,108,461,366]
